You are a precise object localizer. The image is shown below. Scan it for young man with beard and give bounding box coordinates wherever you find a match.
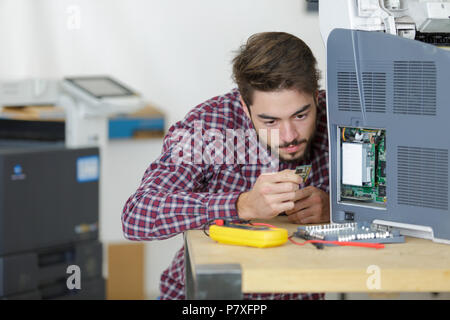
[122,32,330,300]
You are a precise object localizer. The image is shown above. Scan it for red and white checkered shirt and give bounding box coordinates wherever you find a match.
[122,88,329,300]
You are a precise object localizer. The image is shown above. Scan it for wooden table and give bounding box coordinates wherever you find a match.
[184,216,450,299]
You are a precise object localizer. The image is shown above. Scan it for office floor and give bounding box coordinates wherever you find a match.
[325,292,450,300]
[146,292,450,300]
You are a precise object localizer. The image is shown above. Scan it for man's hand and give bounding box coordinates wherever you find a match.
[285,186,330,224]
[236,169,302,220]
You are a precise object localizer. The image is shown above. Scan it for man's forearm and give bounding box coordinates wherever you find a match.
[122,189,242,241]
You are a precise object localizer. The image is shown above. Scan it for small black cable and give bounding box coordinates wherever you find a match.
[202,218,252,237]
[203,219,216,237]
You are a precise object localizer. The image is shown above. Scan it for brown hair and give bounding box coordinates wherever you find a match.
[232,32,320,107]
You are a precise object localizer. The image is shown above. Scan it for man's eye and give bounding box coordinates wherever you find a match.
[264,120,276,126]
[296,114,307,120]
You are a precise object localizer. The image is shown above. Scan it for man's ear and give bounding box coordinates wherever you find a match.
[239,95,251,118]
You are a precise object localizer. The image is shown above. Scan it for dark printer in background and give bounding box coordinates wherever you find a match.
[0,142,105,299]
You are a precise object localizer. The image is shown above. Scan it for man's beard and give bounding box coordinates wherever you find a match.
[250,119,317,165]
[275,131,316,164]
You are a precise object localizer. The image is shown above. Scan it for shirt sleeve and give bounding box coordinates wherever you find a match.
[314,90,330,194]
[121,123,242,241]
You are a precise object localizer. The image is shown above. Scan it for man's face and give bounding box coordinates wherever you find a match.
[242,89,317,163]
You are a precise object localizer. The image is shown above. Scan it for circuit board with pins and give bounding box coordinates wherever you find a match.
[295,164,312,182]
[340,127,386,207]
[296,222,405,245]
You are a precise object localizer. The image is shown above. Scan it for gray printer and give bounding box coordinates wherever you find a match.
[0,142,105,299]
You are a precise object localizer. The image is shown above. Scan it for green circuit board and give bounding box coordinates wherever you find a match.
[340,127,386,206]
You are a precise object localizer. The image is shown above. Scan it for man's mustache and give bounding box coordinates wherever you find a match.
[278,139,307,149]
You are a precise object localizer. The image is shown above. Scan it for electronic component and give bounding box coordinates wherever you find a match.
[342,142,372,186]
[295,164,312,182]
[297,222,404,246]
[295,229,324,249]
[209,220,288,248]
[340,127,386,206]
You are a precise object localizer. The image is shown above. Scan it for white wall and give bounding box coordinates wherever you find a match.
[0,0,326,299]
[0,0,326,128]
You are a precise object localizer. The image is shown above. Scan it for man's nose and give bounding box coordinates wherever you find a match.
[279,121,298,144]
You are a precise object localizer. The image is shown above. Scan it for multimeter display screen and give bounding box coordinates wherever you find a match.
[67,77,134,98]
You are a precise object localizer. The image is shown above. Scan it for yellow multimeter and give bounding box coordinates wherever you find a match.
[209,220,288,248]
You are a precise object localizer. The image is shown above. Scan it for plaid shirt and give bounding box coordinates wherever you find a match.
[122,89,329,300]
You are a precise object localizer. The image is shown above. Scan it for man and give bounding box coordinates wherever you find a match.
[122,32,330,300]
